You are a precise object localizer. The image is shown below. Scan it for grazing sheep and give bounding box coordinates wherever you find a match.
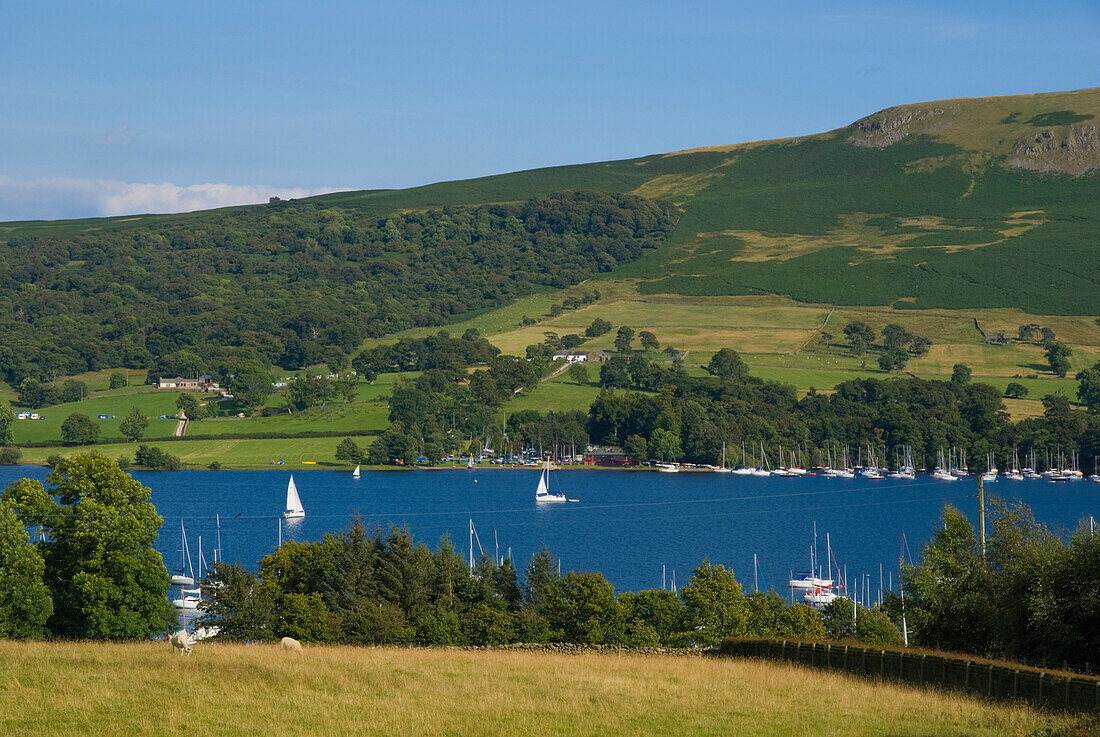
[170,630,192,656]
[280,636,303,653]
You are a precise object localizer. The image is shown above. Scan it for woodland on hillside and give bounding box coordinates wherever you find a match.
[0,191,673,384]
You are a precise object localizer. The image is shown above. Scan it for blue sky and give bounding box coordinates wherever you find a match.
[1,1,1097,220]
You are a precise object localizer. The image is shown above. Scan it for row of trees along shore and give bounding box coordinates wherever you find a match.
[336,336,1100,474]
[0,453,1096,672]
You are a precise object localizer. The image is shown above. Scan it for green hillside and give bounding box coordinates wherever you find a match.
[0,87,1097,388]
[319,88,1100,315]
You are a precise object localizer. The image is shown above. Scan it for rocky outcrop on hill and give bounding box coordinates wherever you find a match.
[1009,124,1100,176]
[848,105,960,148]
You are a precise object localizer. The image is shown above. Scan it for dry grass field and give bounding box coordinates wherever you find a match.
[0,641,1091,737]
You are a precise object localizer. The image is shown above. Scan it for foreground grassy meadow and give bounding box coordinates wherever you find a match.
[0,642,1090,737]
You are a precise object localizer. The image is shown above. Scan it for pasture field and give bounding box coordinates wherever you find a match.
[10,388,181,444]
[15,436,368,470]
[505,371,606,415]
[6,373,411,445]
[0,642,1089,737]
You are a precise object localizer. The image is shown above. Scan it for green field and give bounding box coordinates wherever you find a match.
[505,371,606,415]
[10,388,181,444]
[0,642,1088,737]
[7,373,415,446]
[16,436,370,470]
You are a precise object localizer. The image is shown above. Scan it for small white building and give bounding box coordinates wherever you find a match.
[552,350,610,364]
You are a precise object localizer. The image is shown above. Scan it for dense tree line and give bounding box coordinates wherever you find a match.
[352,331,500,379]
[0,191,673,384]
[364,350,589,465]
[586,348,1100,470]
[885,501,1100,668]
[196,518,896,648]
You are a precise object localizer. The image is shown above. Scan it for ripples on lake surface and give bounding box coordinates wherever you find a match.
[1,465,1096,594]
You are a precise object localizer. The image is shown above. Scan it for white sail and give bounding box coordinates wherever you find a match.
[284,475,305,518]
[352,465,361,479]
[535,463,568,503]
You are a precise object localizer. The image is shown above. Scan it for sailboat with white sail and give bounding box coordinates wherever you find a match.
[352,464,361,479]
[283,475,305,519]
[535,462,573,503]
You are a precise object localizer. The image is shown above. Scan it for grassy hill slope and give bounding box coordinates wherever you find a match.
[4,88,1097,317]
[0,642,1088,737]
[315,87,1100,315]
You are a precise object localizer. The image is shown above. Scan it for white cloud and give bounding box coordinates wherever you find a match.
[0,175,345,221]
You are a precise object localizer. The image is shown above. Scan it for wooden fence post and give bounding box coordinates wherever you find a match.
[964,660,970,690]
[881,650,885,678]
[1013,670,1018,700]
[988,664,994,696]
[1037,672,1042,701]
[920,654,926,684]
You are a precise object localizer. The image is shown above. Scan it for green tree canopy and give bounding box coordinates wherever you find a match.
[1045,341,1072,378]
[335,438,364,465]
[567,362,589,385]
[585,318,612,338]
[951,363,972,385]
[614,326,635,354]
[896,506,995,654]
[1075,362,1100,412]
[2,453,172,639]
[0,403,13,445]
[118,406,148,442]
[176,392,206,420]
[230,362,274,410]
[543,571,624,644]
[843,321,875,355]
[61,412,99,445]
[706,348,748,381]
[0,500,53,638]
[878,346,909,372]
[679,560,748,647]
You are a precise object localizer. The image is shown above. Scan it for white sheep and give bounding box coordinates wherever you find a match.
[170,630,192,656]
[280,636,303,653]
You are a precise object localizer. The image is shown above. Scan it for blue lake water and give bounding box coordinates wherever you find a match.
[2,465,1097,597]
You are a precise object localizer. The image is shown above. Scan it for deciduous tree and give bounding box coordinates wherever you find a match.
[119,406,148,442]
[60,412,99,445]
[2,453,172,639]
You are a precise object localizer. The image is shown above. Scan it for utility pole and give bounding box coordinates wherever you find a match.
[978,476,987,566]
